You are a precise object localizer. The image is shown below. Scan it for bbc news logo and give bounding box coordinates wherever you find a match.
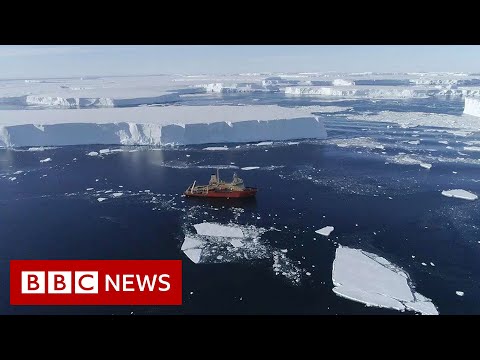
[10,260,182,305]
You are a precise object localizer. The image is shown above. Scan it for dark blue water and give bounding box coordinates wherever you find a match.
[1,108,479,314]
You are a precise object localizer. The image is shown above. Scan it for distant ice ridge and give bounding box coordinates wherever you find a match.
[0,93,179,109]
[285,86,480,98]
[464,97,480,117]
[0,105,327,147]
[332,246,438,315]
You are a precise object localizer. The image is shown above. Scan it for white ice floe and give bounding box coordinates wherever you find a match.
[9,177,16,181]
[39,157,51,163]
[181,235,204,251]
[332,246,438,315]
[99,148,110,154]
[464,146,480,152]
[111,192,123,197]
[86,188,94,191]
[330,137,385,150]
[193,222,244,238]
[203,146,228,151]
[456,291,464,296]
[230,239,244,248]
[288,142,300,145]
[87,151,99,156]
[407,140,420,145]
[255,141,273,146]
[184,249,202,264]
[13,170,23,174]
[241,166,260,170]
[97,197,107,202]
[420,163,432,169]
[315,226,334,236]
[441,189,478,201]
[438,140,449,145]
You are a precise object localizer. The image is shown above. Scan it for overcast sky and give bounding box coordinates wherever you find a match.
[0,45,479,78]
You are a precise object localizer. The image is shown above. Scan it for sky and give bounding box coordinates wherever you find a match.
[0,45,479,79]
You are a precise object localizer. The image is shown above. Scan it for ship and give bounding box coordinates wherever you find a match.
[184,169,257,198]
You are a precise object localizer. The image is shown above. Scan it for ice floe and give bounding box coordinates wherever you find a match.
[456,291,464,296]
[315,226,334,236]
[87,151,99,156]
[203,146,228,151]
[97,197,107,202]
[419,163,432,169]
[39,158,52,163]
[441,189,478,201]
[332,246,438,315]
[193,222,244,238]
[181,221,302,285]
[111,192,123,197]
[464,146,480,152]
[241,166,260,170]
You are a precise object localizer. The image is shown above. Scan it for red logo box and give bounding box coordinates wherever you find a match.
[10,260,182,305]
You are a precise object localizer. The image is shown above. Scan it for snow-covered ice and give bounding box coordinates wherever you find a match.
[87,151,99,156]
[456,291,465,296]
[332,246,438,315]
[97,197,107,202]
[441,189,478,200]
[419,163,432,169]
[39,158,51,163]
[241,166,260,170]
[111,192,123,197]
[315,226,334,236]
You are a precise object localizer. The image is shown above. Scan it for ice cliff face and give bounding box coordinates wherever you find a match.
[0,93,179,108]
[464,97,480,117]
[285,86,480,98]
[0,117,327,147]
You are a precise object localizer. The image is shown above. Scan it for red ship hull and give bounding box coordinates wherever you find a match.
[184,187,257,198]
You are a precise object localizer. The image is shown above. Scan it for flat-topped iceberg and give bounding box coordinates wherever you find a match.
[0,105,327,147]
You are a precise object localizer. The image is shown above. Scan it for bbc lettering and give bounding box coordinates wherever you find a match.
[22,271,98,294]
[10,260,182,305]
[21,272,171,294]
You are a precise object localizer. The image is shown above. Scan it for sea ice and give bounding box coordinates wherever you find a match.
[255,141,273,146]
[193,222,244,238]
[241,167,260,170]
[315,226,334,236]
[9,177,16,181]
[87,151,99,156]
[99,149,110,154]
[111,192,123,197]
[97,198,107,202]
[183,249,202,264]
[332,246,438,315]
[441,189,478,200]
[420,163,432,169]
[456,291,464,296]
[203,146,228,151]
[464,146,480,152]
[39,158,51,163]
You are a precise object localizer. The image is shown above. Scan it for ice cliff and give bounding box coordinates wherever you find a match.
[0,105,327,147]
[464,97,480,117]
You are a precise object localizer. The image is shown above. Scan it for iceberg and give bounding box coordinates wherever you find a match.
[0,105,327,147]
[464,97,480,117]
[315,226,334,236]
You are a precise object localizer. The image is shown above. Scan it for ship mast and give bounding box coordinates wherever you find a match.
[217,168,220,182]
